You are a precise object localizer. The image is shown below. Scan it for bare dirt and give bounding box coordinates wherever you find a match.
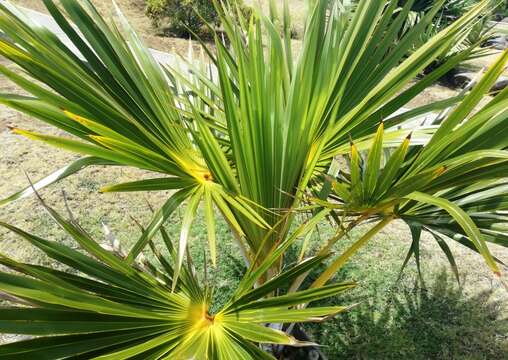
[11,0,200,55]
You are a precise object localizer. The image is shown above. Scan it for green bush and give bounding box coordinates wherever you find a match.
[146,0,249,38]
[146,0,219,37]
[495,1,508,17]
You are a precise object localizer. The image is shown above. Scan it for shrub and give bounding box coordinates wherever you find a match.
[146,0,218,37]
[146,0,249,38]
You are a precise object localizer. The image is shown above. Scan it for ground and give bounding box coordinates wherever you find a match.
[0,1,507,359]
[11,0,199,54]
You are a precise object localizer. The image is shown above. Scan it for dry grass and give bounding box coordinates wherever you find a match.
[11,0,198,54]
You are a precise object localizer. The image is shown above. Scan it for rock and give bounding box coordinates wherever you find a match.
[452,72,477,88]
[502,17,508,24]
[491,77,508,93]
[484,36,508,50]
[450,72,508,92]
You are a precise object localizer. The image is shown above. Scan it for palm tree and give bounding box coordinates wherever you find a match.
[0,0,506,356]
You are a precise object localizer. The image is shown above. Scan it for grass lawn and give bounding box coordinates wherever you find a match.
[1,1,507,358]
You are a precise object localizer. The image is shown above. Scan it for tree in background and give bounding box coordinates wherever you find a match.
[146,0,250,38]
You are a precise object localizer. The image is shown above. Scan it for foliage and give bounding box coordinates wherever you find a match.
[498,1,508,17]
[404,0,481,15]
[403,0,495,72]
[319,55,508,280]
[0,0,507,356]
[0,0,499,269]
[145,0,250,38]
[0,198,353,358]
[145,0,219,37]
[440,0,482,18]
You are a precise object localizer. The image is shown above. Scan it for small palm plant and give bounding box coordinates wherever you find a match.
[0,193,354,358]
[311,79,508,285]
[0,0,507,355]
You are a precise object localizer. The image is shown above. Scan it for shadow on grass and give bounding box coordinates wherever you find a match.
[305,271,508,359]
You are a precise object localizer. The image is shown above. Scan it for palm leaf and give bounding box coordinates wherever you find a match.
[0,205,354,359]
[0,0,494,265]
